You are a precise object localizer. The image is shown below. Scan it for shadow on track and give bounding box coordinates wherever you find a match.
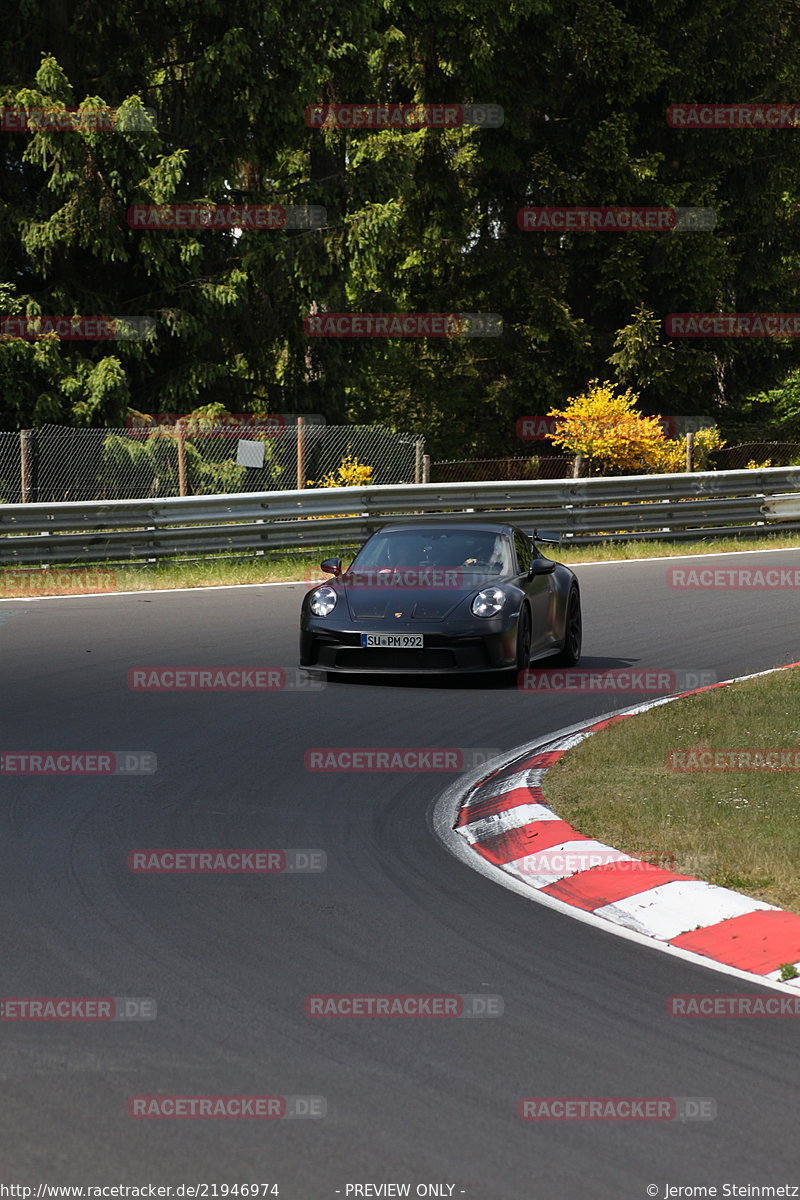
[307,655,639,691]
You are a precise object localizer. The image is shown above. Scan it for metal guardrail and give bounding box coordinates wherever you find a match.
[1,466,800,566]
[761,493,800,520]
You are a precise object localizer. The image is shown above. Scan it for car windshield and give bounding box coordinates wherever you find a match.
[352,530,512,574]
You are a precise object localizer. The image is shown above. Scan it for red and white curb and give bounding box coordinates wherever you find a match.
[433,661,800,992]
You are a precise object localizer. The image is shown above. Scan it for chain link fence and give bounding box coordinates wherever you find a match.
[712,442,800,470]
[433,444,800,482]
[431,455,573,482]
[3,432,799,503]
[0,431,21,502]
[0,422,423,503]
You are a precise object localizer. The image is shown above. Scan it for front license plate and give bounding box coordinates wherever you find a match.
[360,633,424,648]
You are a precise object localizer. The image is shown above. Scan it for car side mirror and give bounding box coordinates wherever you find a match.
[320,557,342,577]
[528,557,556,576]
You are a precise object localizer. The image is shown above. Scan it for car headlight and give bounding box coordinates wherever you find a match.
[309,585,337,616]
[471,588,506,617]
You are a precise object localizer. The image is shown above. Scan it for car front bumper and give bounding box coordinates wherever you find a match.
[299,621,518,674]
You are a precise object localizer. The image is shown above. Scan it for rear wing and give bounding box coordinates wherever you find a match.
[528,529,561,545]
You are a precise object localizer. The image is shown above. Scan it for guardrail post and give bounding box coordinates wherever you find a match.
[19,429,33,502]
[686,431,694,473]
[177,419,188,496]
[297,416,306,489]
[572,454,584,479]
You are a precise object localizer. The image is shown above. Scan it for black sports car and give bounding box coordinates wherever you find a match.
[299,522,581,677]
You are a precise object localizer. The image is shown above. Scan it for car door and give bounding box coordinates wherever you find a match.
[513,529,557,652]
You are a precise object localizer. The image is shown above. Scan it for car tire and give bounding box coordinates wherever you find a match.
[552,585,581,667]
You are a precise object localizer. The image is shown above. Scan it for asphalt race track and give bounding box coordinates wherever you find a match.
[2,549,800,1198]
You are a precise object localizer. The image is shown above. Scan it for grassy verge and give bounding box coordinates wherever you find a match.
[1,531,800,598]
[543,666,800,913]
[556,531,800,564]
[0,547,359,597]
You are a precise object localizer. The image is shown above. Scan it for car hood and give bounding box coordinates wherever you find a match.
[342,573,498,620]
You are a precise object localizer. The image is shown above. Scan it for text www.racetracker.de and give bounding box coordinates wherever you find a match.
[0,1187,279,1197]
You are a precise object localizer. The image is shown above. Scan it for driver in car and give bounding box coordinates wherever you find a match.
[460,534,505,571]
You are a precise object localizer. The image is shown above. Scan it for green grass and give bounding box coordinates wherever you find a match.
[1,531,800,597]
[543,666,800,911]
[0,547,359,597]
[554,531,800,565]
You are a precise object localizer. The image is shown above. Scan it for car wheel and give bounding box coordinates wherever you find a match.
[514,604,532,673]
[552,586,581,667]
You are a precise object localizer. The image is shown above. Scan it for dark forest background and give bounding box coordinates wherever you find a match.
[3,0,800,457]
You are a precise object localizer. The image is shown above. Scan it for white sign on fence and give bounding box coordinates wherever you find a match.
[236,440,266,468]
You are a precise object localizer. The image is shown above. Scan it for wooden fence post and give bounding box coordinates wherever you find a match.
[177,420,187,496]
[296,417,306,489]
[19,429,33,502]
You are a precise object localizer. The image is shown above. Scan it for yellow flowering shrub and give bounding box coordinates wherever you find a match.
[648,426,725,473]
[548,381,668,474]
[307,453,375,488]
[548,381,723,474]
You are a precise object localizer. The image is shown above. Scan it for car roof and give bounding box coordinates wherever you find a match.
[374,523,517,536]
